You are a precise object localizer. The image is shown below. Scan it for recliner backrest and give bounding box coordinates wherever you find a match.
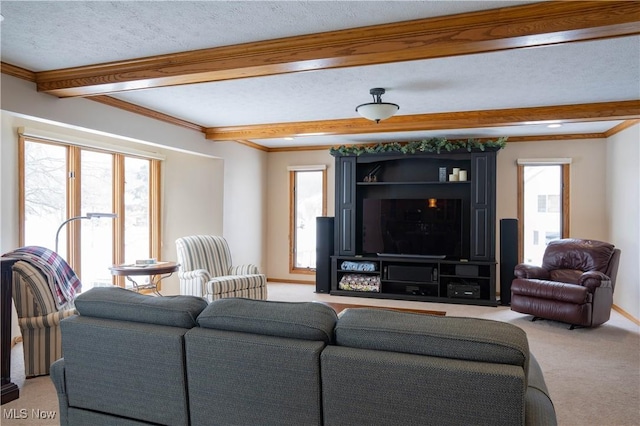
[541,239,615,274]
[606,248,621,290]
[175,235,232,277]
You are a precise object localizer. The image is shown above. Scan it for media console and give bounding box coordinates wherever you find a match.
[330,147,499,306]
[331,255,496,306]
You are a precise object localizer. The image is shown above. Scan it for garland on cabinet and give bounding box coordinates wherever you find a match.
[330,137,507,156]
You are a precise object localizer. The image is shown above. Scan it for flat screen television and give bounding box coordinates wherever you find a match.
[361,198,464,259]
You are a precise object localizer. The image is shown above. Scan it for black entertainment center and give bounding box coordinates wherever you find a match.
[330,147,499,306]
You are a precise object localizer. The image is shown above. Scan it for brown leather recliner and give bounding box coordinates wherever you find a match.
[510,239,621,329]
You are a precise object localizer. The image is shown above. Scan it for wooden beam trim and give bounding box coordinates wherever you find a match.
[605,119,640,137]
[232,140,270,152]
[36,2,640,97]
[505,133,607,142]
[89,96,205,133]
[255,132,612,153]
[1,62,36,81]
[205,101,640,140]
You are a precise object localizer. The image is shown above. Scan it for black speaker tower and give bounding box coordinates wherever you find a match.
[500,218,518,305]
[315,217,334,293]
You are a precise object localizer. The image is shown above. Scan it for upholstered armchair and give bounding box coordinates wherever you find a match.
[175,235,267,302]
[3,246,80,377]
[511,239,620,329]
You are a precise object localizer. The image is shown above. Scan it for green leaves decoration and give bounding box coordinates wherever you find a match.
[329,137,507,156]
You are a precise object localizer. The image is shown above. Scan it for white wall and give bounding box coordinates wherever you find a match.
[266,150,335,282]
[1,74,229,296]
[606,123,640,319]
[496,138,609,240]
[161,151,224,294]
[210,142,268,272]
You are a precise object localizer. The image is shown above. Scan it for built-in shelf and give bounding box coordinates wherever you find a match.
[332,149,498,306]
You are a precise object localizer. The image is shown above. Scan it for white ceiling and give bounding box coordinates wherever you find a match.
[1,1,638,149]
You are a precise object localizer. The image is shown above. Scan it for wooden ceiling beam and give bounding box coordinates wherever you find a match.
[205,101,640,140]
[36,1,640,97]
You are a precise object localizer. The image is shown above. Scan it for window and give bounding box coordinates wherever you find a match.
[517,160,570,265]
[289,166,327,273]
[19,134,162,292]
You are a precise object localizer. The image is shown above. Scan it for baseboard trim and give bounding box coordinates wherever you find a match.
[267,278,315,285]
[612,304,640,326]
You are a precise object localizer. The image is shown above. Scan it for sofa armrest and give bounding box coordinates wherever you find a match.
[50,358,69,425]
[229,264,260,275]
[579,271,612,292]
[525,354,557,426]
[515,264,550,280]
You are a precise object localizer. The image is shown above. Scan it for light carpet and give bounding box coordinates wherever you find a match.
[3,283,639,426]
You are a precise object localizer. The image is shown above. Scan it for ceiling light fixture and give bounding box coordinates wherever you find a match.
[356,88,399,123]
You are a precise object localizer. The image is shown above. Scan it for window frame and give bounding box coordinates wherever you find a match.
[517,161,570,263]
[288,166,327,274]
[18,134,162,291]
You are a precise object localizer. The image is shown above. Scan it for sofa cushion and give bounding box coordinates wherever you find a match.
[61,316,191,425]
[197,298,337,343]
[336,308,529,369]
[75,286,208,328]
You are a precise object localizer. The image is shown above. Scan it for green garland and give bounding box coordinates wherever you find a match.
[329,137,507,156]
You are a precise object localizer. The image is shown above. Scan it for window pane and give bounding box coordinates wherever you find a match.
[124,157,150,264]
[537,195,546,213]
[294,170,323,269]
[523,165,562,264]
[23,141,67,250]
[81,150,114,291]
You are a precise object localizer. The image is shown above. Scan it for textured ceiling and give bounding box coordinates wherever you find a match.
[1,1,638,149]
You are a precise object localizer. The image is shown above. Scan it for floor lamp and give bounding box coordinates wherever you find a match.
[55,212,117,253]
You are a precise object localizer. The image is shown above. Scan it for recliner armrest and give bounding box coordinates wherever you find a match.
[515,264,550,280]
[579,271,612,292]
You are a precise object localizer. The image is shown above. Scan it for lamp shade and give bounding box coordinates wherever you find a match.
[356,102,399,123]
[355,88,399,123]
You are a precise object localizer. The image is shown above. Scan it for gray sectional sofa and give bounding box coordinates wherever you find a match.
[51,287,556,425]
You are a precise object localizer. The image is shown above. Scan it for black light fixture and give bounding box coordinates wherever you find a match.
[356,88,399,123]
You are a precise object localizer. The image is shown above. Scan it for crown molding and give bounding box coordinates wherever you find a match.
[34,1,640,97]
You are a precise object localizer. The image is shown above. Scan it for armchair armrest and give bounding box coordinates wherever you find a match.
[229,264,260,275]
[579,271,612,292]
[179,269,212,282]
[18,308,76,330]
[514,264,550,280]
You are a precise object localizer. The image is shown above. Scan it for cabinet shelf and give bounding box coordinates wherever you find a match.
[381,279,438,285]
[357,181,470,186]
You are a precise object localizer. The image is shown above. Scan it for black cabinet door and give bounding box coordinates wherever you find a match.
[470,152,496,261]
[335,156,356,255]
